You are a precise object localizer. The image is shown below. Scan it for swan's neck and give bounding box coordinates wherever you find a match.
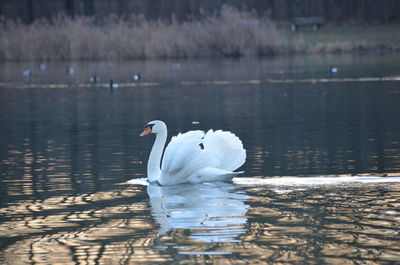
[147,130,167,183]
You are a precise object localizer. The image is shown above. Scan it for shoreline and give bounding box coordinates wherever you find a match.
[0,47,399,64]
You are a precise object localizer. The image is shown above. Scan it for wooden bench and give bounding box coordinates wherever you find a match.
[291,17,325,32]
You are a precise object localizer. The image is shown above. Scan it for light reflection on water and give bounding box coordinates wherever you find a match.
[1,54,400,264]
[1,180,400,264]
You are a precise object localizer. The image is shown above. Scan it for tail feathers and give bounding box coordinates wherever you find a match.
[187,167,244,184]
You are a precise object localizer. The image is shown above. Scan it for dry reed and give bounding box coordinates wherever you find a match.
[0,6,288,61]
[1,6,398,62]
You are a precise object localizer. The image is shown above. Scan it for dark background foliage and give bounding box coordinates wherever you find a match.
[1,0,400,24]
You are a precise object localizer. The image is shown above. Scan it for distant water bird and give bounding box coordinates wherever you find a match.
[90,75,99,83]
[39,63,47,71]
[133,73,141,81]
[172,63,181,70]
[66,67,75,75]
[109,79,119,89]
[329,66,338,73]
[22,69,32,77]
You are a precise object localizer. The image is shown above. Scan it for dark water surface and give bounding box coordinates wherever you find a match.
[1,54,400,264]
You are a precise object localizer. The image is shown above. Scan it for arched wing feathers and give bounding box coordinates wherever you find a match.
[203,129,246,171]
[161,131,213,179]
[161,129,246,184]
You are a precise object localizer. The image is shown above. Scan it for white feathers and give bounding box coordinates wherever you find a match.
[162,131,210,177]
[139,120,246,186]
[159,128,246,186]
[203,130,246,172]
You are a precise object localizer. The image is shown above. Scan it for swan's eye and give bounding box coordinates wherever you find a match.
[147,124,155,129]
[199,143,204,149]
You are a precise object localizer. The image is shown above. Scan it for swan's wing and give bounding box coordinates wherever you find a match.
[202,129,246,171]
[162,130,216,179]
[162,129,246,172]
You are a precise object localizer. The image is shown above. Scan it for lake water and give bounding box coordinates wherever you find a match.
[0,54,400,264]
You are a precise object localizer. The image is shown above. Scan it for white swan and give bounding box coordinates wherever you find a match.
[140,120,246,186]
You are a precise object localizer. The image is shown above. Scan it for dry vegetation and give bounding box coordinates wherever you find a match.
[0,6,287,61]
[0,6,399,62]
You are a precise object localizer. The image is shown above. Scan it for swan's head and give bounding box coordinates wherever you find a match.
[140,120,167,136]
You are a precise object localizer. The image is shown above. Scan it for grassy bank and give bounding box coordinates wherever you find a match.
[1,6,399,62]
[290,25,400,53]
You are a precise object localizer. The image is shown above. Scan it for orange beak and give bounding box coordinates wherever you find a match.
[140,126,152,136]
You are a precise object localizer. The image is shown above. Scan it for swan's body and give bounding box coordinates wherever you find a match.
[140,120,246,186]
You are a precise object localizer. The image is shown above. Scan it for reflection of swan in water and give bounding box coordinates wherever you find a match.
[147,182,248,243]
